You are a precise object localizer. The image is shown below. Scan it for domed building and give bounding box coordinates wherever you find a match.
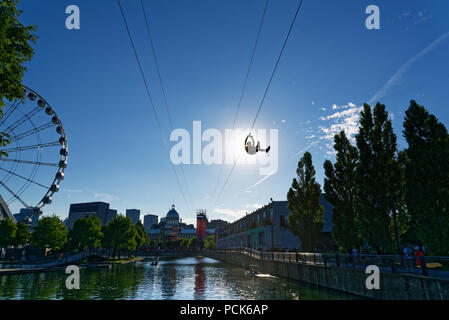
[161,205,180,241]
[165,205,180,222]
[149,204,196,242]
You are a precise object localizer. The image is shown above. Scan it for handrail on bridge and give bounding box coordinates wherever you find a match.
[210,248,449,278]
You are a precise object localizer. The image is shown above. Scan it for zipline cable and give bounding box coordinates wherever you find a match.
[140,0,195,209]
[210,0,305,212]
[249,0,303,135]
[117,0,192,211]
[208,0,270,212]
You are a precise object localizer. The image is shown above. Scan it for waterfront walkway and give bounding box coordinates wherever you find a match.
[0,249,201,275]
[214,248,449,280]
[0,251,92,275]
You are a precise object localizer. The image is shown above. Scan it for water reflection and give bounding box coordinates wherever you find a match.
[0,257,360,300]
[194,263,206,300]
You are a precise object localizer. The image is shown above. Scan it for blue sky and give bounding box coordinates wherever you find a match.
[12,0,449,225]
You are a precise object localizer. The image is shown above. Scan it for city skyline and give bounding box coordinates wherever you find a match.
[15,0,449,227]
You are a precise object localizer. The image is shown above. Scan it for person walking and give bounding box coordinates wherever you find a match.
[403,245,413,272]
[415,246,424,267]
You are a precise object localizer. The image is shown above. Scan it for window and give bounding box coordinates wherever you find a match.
[280,215,286,227]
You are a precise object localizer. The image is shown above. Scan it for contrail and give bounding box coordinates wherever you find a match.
[246,171,276,190]
[369,30,449,104]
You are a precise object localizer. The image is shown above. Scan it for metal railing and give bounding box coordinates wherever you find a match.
[213,248,449,278]
[21,250,91,269]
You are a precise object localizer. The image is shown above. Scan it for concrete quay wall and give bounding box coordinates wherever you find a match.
[206,251,449,300]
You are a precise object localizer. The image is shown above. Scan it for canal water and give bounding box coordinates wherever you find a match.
[0,257,359,300]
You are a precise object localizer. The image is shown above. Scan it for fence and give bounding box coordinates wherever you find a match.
[21,250,91,269]
[214,248,449,278]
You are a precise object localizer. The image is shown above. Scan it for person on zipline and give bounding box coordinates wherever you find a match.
[245,134,270,155]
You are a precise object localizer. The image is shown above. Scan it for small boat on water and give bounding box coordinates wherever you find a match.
[245,265,260,276]
[151,257,159,266]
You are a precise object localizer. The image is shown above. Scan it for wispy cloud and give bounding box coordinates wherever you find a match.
[212,207,247,219]
[398,10,429,26]
[245,203,263,210]
[213,203,263,221]
[369,30,449,104]
[292,102,362,159]
[94,192,118,203]
[63,189,83,193]
[181,218,196,225]
[319,103,363,144]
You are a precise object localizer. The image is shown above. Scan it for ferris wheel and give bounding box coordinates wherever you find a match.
[0,86,68,222]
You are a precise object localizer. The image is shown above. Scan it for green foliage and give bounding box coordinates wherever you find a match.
[148,239,161,248]
[0,218,16,250]
[203,235,215,249]
[354,103,405,253]
[187,238,197,248]
[13,221,30,246]
[134,221,148,248]
[287,152,324,251]
[0,0,37,106]
[103,216,137,258]
[0,0,37,158]
[70,215,103,251]
[320,100,449,255]
[31,216,68,253]
[324,131,359,252]
[403,100,449,255]
[179,238,189,248]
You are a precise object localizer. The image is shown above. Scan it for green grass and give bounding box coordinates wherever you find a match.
[106,257,143,264]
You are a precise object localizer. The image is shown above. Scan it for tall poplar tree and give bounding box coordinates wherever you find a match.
[355,103,404,253]
[403,100,449,255]
[324,131,359,252]
[287,152,324,251]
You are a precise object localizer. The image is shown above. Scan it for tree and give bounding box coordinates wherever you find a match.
[70,215,103,252]
[179,239,188,248]
[103,216,136,260]
[148,239,158,248]
[134,221,148,249]
[203,235,215,249]
[324,131,359,252]
[31,216,68,253]
[287,152,324,251]
[403,100,449,255]
[0,0,37,109]
[355,103,405,253]
[0,218,16,253]
[188,238,198,249]
[13,222,30,247]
